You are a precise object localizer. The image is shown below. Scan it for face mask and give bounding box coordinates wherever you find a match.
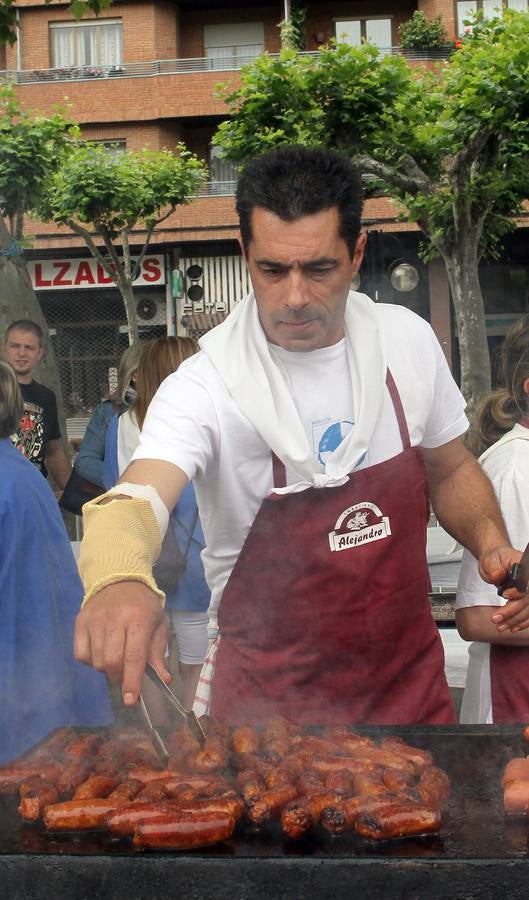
[123,385,137,407]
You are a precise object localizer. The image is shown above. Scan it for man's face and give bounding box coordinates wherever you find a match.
[4,329,44,380]
[242,206,366,352]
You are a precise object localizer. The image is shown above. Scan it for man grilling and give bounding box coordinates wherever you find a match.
[75,146,527,724]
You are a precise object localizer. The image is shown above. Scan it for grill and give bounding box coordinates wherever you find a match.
[1,725,529,899]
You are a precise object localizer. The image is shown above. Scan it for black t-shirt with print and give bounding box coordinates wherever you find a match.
[13,380,61,476]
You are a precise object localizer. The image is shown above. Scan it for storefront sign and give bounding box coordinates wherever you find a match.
[27,255,165,290]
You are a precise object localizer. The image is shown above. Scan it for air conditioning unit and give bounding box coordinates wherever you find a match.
[136,296,167,327]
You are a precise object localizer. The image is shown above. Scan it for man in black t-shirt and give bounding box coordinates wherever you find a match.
[3,320,71,490]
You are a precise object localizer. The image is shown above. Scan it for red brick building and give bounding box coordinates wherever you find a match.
[2,1,529,411]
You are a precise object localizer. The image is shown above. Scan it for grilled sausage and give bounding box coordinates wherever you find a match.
[379,737,433,774]
[247,784,298,825]
[413,766,451,808]
[503,778,529,813]
[44,798,125,831]
[131,780,168,803]
[280,792,341,840]
[186,738,227,774]
[177,797,244,821]
[18,779,60,822]
[57,758,95,797]
[324,769,356,795]
[354,803,442,841]
[320,793,401,834]
[231,726,260,755]
[132,810,236,849]
[502,758,529,786]
[106,779,144,803]
[0,764,61,795]
[126,767,175,784]
[106,801,181,837]
[382,769,416,793]
[73,775,120,800]
[353,771,390,798]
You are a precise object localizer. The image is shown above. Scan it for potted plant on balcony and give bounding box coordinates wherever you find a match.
[82,66,103,78]
[398,11,449,58]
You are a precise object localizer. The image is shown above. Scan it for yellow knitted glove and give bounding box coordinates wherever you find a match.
[78,493,166,608]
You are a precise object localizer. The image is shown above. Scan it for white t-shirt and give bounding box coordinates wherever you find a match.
[134,304,468,628]
[456,424,529,724]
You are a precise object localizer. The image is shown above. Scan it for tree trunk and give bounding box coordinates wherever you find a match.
[118,279,139,344]
[442,237,491,428]
[0,218,71,465]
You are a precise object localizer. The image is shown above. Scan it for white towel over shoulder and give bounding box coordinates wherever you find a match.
[199,290,386,494]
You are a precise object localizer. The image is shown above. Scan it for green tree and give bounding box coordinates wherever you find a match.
[39,143,207,342]
[0,86,79,459]
[215,11,529,421]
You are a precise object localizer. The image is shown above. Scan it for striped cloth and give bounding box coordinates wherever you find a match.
[192,637,219,714]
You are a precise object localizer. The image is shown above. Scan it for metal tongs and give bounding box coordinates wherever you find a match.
[139,662,206,764]
[498,541,529,596]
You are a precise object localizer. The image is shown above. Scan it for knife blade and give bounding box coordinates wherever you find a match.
[144,662,206,747]
[498,541,529,596]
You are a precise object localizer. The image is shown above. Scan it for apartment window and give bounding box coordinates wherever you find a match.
[209,145,237,192]
[335,18,392,50]
[203,22,264,69]
[50,19,123,68]
[457,1,527,35]
[91,139,126,157]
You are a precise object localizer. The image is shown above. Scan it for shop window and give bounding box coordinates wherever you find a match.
[203,22,264,69]
[335,18,392,50]
[50,19,123,69]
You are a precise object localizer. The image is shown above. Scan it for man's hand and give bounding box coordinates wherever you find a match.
[74,581,170,706]
[478,546,529,633]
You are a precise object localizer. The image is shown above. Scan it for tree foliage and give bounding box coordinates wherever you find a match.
[38,142,207,341]
[398,11,447,49]
[215,11,529,420]
[0,85,79,239]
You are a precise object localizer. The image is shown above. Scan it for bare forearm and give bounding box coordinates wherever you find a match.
[423,442,509,559]
[46,442,72,490]
[456,606,529,645]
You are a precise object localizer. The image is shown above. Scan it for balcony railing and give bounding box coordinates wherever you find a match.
[0,46,454,85]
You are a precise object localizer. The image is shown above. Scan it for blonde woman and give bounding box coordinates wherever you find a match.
[104,337,209,710]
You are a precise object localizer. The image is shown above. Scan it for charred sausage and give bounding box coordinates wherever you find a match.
[354,803,442,841]
[247,785,298,825]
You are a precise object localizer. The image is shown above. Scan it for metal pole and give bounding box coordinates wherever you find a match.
[284,0,290,24]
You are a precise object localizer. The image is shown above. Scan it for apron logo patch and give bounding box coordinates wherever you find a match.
[328,501,391,552]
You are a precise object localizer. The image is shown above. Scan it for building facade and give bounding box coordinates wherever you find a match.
[2,0,529,415]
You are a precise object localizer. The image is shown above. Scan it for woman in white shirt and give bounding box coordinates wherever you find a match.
[456,315,529,723]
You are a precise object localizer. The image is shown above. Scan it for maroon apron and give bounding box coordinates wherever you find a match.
[490,645,529,723]
[210,371,455,725]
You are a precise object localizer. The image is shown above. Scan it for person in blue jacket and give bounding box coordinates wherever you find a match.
[0,361,113,764]
[74,341,143,488]
[103,337,209,710]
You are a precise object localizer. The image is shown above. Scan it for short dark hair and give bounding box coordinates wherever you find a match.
[236,145,364,258]
[0,360,24,438]
[5,319,44,346]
